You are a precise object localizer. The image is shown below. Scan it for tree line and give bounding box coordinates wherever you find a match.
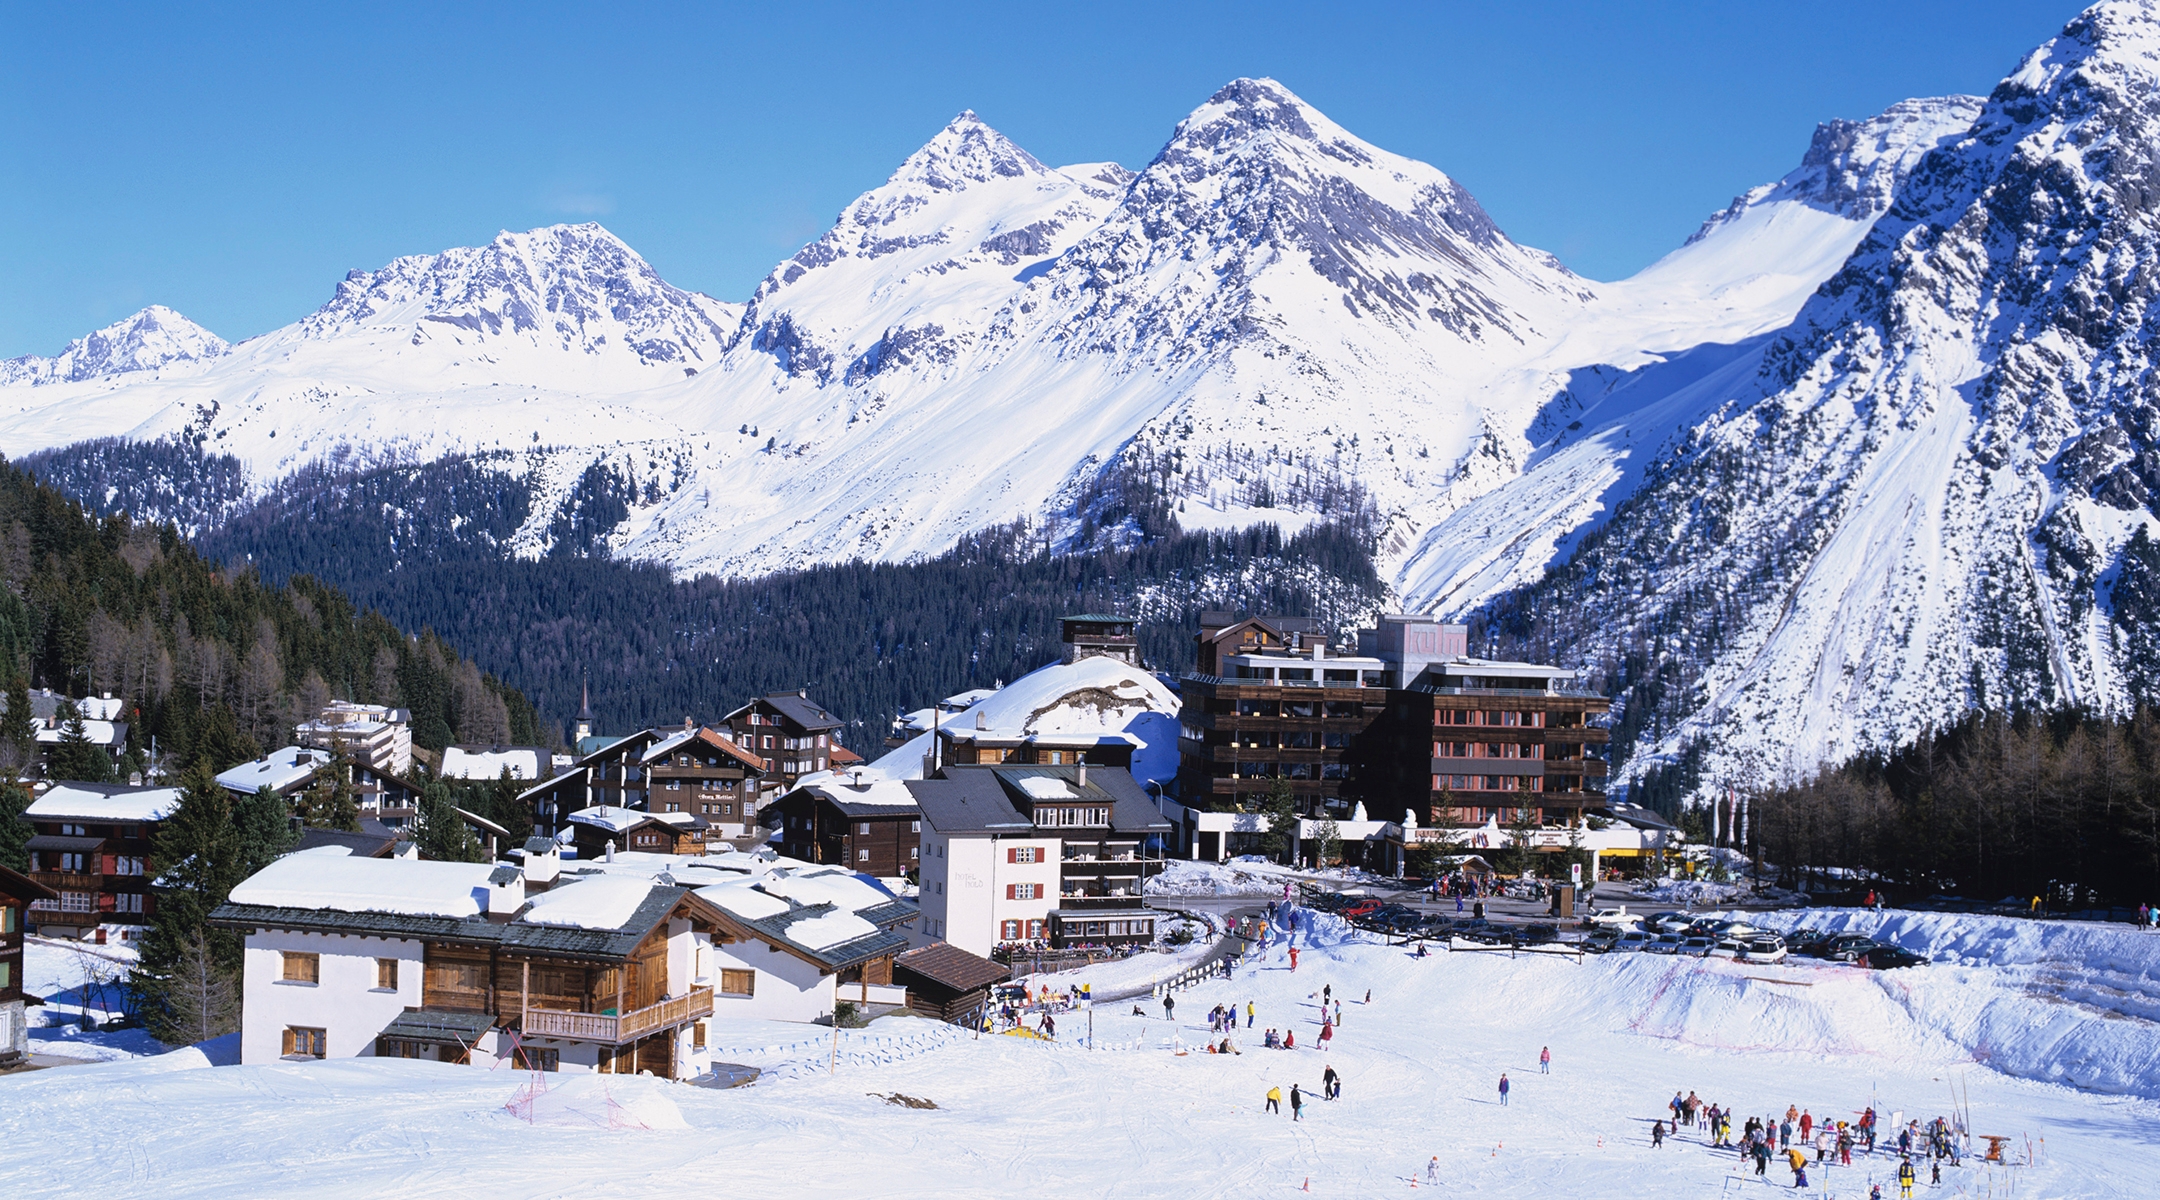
[1740,707,2160,907]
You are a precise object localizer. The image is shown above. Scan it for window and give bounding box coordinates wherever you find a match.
[1025,919,1044,939]
[692,1021,707,1049]
[0,907,13,934]
[60,823,86,836]
[1006,883,1041,900]
[857,849,870,862]
[910,846,919,860]
[857,822,871,836]
[283,1026,328,1058]
[282,952,320,984]
[60,892,94,913]
[719,969,755,997]
[114,892,144,913]
[58,852,86,872]
[1000,919,1022,940]
[910,821,920,833]
[1008,846,1040,864]
[376,958,399,990]
[513,1046,560,1071]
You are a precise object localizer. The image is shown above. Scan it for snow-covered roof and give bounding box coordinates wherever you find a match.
[227,853,494,918]
[1017,776,1077,801]
[876,656,1182,784]
[519,875,656,930]
[566,806,646,833]
[785,910,880,951]
[755,867,895,913]
[790,767,920,808]
[36,719,121,746]
[696,878,792,919]
[216,746,331,794]
[439,745,548,781]
[26,782,183,823]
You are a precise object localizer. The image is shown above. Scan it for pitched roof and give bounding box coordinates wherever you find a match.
[290,827,400,859]
[893,943,1009,993]
[695,867,915,972]
[906,770,1032,834]
[730,693,842,732]
[0,862,58,903]
[215,746,331,795]
[908,765,1169,835]
[25,782,183,823]
[212,880,704,962]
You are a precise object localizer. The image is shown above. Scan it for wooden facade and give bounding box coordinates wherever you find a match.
[645,727,768,826]
[762,788,922,877]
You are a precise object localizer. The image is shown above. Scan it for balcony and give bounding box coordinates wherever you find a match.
[522,987,714,1044]
[28,871,100,892]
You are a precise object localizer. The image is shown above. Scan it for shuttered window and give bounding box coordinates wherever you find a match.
[283,1026,327,1058]
[719,969,755,997]
[281,952,320,984]
[375,958,399,990]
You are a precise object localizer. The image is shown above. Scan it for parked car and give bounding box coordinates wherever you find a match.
[1857,944,1927,969]
[1341,900,1384,919]
[1583,927,1622,953]
[1820,935,1881,962]
[1613,930,1656,952]
[1708,937,1747,959]
[1646,933,1685,955]
[1704,919,1760,939]
[1677,935,1716,957]
[1783,929,1831,954]
[1649,912,1696,934]
[1584,907,1642,929]
[1517,923,1560,946]
[1739,935,1789,964]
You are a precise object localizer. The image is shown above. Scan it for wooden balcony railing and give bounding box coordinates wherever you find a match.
[522,987,713,1044]
[28,871,100,892]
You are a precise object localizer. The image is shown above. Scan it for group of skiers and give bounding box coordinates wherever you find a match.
[1653,1089,1966,1191]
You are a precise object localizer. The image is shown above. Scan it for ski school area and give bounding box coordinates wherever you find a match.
[3,904,2157,1198]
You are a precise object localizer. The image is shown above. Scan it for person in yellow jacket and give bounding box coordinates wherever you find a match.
[1897,1158,1916,1198]
[1265,1086,1282,1115]
[1786,1145,1810,1189]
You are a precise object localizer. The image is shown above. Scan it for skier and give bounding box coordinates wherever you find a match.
[1425,1157,1440,1186]
[1364,988,1371,1004]
[1539,1046,1550,1074]
[1290,1083,1304,1121]
[1289,946,1300,971]
[1284,1029,1296,1050]
[1266,1086,1282,1114]
[1318,1018,1334,1046]
[1163,994,1175,1021]
[1322,1064,1340,1099]
[1897,1158,1916,1199]
[1247,1000,1255,1028]
[1323,984,1332,1006]
[1786,1145,1809,1189]
[1498,1073,1510,1107]
[1652,1120,1665,1148]
[1799,1108,1813,1142]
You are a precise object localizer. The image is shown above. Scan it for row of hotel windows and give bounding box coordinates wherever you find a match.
[999,919,1046,940]
[1435,742,1546,759]
[1436,710,1548,727]
[1227,763,1352,779]
[51,822,146,838]
[1436,775,1546,792]
[1231,666,1384,686]
[1231,700,1370,718]
[281,952,400,989]
[1230,731,1351,749]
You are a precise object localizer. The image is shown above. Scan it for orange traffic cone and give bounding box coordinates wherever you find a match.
[1301,1178,1310,1192]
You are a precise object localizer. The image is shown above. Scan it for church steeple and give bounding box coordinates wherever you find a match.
[574,676,593,744]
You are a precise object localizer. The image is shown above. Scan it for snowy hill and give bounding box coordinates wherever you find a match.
[0,304,228,386]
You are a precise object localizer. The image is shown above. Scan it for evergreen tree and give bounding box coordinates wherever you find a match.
[0,778,30,871]
[46,699,111,783]
[0,675,33,777]
[296,756,359,832]
[1258,777,1299,864]
[416,778,482,863]
[234,785,297,877]
[1500,801,1540,877]
[133,763,243,1045]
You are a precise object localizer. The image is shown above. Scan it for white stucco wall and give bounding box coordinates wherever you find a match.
[919,832,1060,957]
[706,937,834,1023]
[240,930,425,1065]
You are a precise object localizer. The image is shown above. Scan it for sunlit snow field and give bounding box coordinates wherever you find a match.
[4,909,2157,1198]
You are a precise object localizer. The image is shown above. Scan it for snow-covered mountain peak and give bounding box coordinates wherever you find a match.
[0,305,229,387]
[285,222,735,367]
[888,110,1056,194]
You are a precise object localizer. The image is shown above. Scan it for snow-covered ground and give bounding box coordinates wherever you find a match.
[17,938,163,1063]
[4,909,2156,1197]
[1145,856,1399,899]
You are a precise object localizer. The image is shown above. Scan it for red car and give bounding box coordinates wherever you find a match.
[1341,900,1384,918]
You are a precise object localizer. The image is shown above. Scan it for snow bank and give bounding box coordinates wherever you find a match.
[1144,859,1290,897]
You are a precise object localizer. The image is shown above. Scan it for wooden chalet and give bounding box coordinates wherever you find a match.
[520,729,665,839]
[892,943,1009,1023]
[19,782,181,940]
[760,772,922,876]
[723,692,846,789]
[564,806,711,859]
[642,725,770,837]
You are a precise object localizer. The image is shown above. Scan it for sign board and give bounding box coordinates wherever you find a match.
[1570,863,1583,888]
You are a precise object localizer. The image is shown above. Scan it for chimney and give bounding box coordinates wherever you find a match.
[487,864,526,920]
[684,715,694,731]
[523,838,561,887]
[975,710,988,730]
[798,688,808,699]
[604,839,616,863]
[1076,761,1088,787]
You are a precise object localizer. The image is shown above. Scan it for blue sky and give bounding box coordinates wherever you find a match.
[0,1,2077,357]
